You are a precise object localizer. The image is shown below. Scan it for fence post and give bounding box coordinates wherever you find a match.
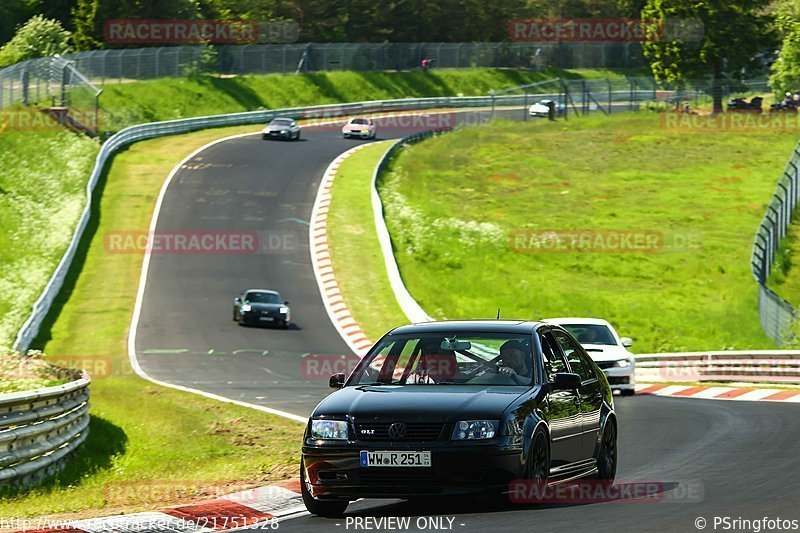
[21,68,29,106]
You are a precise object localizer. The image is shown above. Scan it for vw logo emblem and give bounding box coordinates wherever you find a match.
[388,422,407,440]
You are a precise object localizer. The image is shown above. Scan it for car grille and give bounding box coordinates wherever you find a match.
[607,376,630,385]
[595,361,616,369]
[355,422,446,442]
[359,469,439,483]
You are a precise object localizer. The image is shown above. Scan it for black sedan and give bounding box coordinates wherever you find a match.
[233,289,291,328]
[301,320,617,517]
[262,117,301,140]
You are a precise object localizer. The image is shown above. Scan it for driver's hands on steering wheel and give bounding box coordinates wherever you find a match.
[497,365,517,378]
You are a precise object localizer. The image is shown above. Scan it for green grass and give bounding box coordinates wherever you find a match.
[1,125,306,519]
[0,123,98,348]
[326,142,409,341]
[378,113,799,353]
[83,68,626,131]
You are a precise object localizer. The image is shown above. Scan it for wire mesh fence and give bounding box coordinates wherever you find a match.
[751,142,800,345]
[0,42,647,90]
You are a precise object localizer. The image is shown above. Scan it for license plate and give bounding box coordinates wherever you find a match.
[259,317,274,321]
[360,451,431,467]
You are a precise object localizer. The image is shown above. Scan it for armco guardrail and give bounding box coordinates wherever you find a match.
[751,140,800,344]
[635,351,800,384]
[11,95,559,354]
[0,372,90,488]
[371,130,440,324]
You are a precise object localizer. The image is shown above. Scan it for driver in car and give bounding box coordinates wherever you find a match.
[497,340,532,385]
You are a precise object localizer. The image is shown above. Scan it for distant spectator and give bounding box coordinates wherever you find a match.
[421,58,429,71]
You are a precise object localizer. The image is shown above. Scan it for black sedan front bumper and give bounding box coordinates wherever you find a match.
[302,440,523,500]
[239,311,288,326]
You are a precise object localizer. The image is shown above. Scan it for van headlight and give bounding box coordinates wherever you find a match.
[451,420,498,440]
[311,420,349,440]
[615,358,632,368]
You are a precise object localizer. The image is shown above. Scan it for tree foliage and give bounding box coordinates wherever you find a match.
[0,15,72,67]
[641,0,775,111]
[770,0,800,94]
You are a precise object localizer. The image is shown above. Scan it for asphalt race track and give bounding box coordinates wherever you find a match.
[133,109,507,416]
[131,109,800,532]
[258,395,800,532]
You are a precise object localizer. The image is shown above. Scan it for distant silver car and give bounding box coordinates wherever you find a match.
[263,117,301,141]
[342,117,376,139]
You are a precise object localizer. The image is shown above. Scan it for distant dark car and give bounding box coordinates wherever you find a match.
[262,117,301,140]
[727,97,763,113]
[233,289,291,328]
[300,320,617,517]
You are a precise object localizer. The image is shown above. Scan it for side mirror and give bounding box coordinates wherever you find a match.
[620,337,633,348]
[284,300,290,305]
[329,373,345,389]
[234,297,241,303]
[551,372,582,391]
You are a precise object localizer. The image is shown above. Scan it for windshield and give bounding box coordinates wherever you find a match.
[245,291,281,304]
[348,332,535,387]
[270,119,293,126]
[559,324,616,346]
[351,118,369,125]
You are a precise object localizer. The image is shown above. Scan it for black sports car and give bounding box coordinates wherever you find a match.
[301,320,617,517]
[233,289,291,328]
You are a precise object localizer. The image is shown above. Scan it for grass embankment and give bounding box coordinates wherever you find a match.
[1,126,304,519]
[0,125,98,348]
[83,68,625,130]
[378,113,799,352]
[326,142,409,341]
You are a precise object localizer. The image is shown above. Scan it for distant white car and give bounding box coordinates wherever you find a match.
[342,117,376,139]
[543,317,635,396]
[529,99,565,117]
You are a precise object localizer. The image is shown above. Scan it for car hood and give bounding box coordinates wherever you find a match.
[343,123,371,131]
[313,385,530,422]
[581,344,632,362]
[529,103,549,111]
[266,124,293,132]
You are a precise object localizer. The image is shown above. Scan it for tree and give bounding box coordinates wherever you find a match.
[71,0,202,50]
[770,0,800,95]
[0,0,32,46]
[0,15,72,67]
[642,0,775,113]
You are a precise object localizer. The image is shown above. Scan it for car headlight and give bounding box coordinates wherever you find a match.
[240,304,252,312]
[451,420,498,440]
[615,358,632,368]
[279,306,289,314]
[281,129,288,134]
[311,420,349,440]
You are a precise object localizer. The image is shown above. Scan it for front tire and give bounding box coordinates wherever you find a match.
[300,459,349,517]
[595,418,617,485]
[519,426,549,503]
